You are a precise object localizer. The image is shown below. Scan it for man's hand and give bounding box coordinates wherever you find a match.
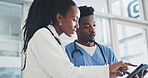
[109,61,137,78]
[134,70,148,78]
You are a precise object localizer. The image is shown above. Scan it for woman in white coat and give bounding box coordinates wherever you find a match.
[21,0,136,78]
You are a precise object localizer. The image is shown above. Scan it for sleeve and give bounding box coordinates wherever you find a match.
[65,43,74,63]
[30,29,110,78]
[107,48,118,65]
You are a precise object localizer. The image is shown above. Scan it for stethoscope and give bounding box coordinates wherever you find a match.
[71,40,108,65]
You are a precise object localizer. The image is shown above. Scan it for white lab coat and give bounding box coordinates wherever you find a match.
[22,25,109,78]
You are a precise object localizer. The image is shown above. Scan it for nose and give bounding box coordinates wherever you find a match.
[74,20,79,29]
[90,25,95,32]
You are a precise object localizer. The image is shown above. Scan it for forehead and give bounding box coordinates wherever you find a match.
[66,6,80,17]
[80,15,95,23]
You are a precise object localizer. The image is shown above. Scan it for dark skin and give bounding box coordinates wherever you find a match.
[76,15,147,78]
[77,15,96,47]
[53,5,80,37]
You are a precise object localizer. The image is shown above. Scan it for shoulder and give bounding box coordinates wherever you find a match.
[34,27,51,37]
[97,43,109,50]
[65,42,74,49]
[96,42,114,53]
[29,27,53,45]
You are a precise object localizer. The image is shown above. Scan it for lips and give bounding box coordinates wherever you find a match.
[90,33,96,38]
[71,29,76,34]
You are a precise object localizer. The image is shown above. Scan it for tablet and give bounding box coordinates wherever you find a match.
[126,64,148,78]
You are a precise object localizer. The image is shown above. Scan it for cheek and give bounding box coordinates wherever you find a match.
[63,23,73,32]
[82,30,89,36]
[72,21,77,27]
[79,31,85,36]
[67,21,75,29]
[62,20,75,31]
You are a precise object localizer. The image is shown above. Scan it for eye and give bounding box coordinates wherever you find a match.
[73,19,76,21]
[84,25,90,29]
[93,24,96,27]
[73,18,77,21]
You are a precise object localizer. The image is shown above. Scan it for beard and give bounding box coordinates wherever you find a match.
[88,39,95,43]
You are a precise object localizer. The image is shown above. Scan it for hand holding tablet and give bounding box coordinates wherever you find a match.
[126,64,148,78]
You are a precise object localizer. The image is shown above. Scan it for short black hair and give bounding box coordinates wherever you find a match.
[79,6,94,18]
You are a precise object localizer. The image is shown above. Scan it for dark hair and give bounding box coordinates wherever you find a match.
[22,0,76,53]
[79,6,94,18]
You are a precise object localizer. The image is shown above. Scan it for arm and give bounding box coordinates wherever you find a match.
[30,28,110,78]
[108,48,118,64]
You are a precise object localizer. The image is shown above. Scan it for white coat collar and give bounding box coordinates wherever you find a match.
[47,25,69,59]
[47,25,60,39]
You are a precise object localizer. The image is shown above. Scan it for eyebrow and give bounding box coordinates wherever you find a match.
[73,16,79,18]
[83,22,95,25]
[83,23,90,25]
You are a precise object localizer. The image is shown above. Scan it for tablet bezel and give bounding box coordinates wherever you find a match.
[126,64,148,78]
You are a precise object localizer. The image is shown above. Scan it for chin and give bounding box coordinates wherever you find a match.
[66,34,72,37]
[88,39,95,42]
[66,32,76,37]
[68,35,72,37]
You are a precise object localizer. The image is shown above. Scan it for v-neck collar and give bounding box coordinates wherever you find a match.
[75,43,98,57]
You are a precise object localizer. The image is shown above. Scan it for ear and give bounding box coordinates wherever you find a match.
[56,13,64,23]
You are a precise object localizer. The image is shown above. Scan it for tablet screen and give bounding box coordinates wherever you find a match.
[126,64,148,78]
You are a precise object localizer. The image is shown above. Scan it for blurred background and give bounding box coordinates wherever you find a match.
[0,0,148,78]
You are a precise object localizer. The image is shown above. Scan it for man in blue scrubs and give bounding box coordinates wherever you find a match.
[65,6,118,67]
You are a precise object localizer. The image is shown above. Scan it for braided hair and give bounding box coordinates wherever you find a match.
[22,0,76,53]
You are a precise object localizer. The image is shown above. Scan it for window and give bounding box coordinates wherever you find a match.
[112,0,144,19]
[74,0,108,13]
[114,20,148,77]
[0,41,21,57]
[0,1,22,78]
[117,24,148,64]
[0,67,21,78]
[95,17,111,47]
[0,1,22,40]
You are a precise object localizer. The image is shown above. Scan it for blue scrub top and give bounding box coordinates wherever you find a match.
[65,42,118,67]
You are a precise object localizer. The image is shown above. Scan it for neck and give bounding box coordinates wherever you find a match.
[53,23,63,36]
[76,39,95,47]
